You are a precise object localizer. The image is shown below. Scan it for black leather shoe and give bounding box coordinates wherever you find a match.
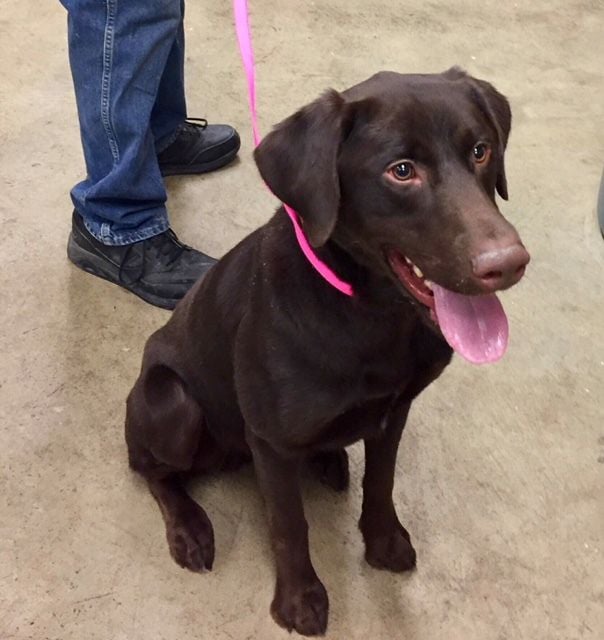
[158,118,241,176]
[67,211,216,309]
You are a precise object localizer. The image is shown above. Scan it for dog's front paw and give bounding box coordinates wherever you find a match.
[363,524,417,572]
[271,578,329,636]
[166,505,215,572]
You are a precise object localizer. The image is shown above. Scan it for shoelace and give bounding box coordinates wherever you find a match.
[118,231,188,284]
[153,229,189,265]
[182,117,208,134]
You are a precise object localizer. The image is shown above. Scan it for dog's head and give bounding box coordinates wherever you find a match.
[255,69,530,363]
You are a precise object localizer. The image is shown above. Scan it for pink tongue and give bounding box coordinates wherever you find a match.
[431,284,509,364]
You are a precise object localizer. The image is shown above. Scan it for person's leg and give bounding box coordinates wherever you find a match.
[62,0,182,245]
[151,0,187,152]
[150,0,241,176]
[60,0,240,307]
[61,0,218,309]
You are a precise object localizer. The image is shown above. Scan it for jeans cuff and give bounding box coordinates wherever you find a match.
[83,214,170,246]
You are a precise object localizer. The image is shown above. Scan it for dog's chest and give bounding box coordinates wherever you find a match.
[311,395,397,449]
[308,360,413,449]
[311,334,451,450]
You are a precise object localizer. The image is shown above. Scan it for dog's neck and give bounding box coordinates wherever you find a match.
[316,236,413,311]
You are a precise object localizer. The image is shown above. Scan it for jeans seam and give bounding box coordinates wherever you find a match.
[101,0,120,164]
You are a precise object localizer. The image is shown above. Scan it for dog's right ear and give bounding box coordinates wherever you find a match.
[254,90,346,247]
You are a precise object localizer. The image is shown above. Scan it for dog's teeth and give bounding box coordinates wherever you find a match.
[424,279,433,290]
[412,264,424,279]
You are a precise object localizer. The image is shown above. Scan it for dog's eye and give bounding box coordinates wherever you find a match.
[473,142,490,163]
[389,161,415,181]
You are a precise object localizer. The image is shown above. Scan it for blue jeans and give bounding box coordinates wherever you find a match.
[61,0,188,245]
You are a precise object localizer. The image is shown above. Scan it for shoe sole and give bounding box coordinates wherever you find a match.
[159,146,240,177]
[67,233,179,310]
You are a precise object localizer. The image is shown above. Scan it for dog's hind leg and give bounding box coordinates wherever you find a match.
[146,474,215,572]
[125,363,217,572]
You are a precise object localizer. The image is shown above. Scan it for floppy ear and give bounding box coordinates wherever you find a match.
[470,77,511,200]
[254,90,346,247]
[444,67,511,200]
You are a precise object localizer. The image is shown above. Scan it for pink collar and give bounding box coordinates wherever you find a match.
[233,0,354,297]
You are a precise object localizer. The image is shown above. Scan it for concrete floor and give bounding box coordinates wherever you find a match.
[1,1,603,638]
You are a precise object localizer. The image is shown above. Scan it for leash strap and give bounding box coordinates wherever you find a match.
[232,0,354,297]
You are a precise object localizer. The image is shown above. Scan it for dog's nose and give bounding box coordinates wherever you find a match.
[471,243,530,291]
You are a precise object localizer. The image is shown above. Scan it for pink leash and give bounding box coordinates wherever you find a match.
[233,0,354,297]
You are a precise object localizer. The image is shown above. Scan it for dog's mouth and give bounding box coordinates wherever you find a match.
[386,248,509,365]
[387,250,436,310]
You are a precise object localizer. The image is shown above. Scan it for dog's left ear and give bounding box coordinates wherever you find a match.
[444,68,511,200]
[470,77,511,200]
[254,90,347,247]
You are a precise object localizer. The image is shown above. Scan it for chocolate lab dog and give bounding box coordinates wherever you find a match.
[125,68,529,636]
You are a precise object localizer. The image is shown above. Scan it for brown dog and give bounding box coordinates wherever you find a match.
[125,68,529,636]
